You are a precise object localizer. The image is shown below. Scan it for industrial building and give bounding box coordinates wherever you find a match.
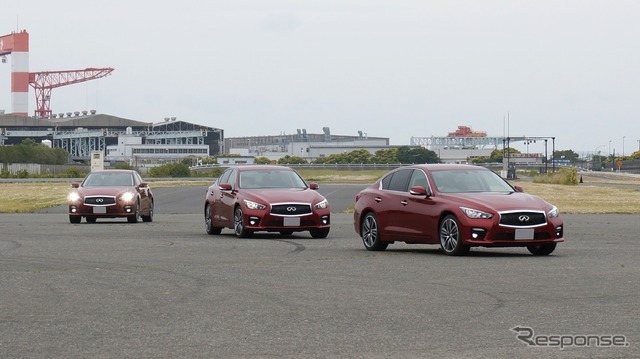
[225,128,391,162]
[0,112,223,165]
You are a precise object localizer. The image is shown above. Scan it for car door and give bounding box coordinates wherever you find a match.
[211,169,234,225]
[133,172,152,212]
[375,169,413,238]
[402,169,440,242]
[217,168,238,225]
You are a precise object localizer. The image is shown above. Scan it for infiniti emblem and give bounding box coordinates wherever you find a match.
[96,198,104,203]
[287,206,297,212]
[518,215,530,222]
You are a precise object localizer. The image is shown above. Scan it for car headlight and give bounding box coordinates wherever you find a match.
[460,207,493,219]
[68,192,81,202]
[120,192,135,202]
[243,199,266,210]
[548,205,560,218]
[314,198,328,209]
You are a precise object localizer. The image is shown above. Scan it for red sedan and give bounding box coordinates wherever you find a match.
[354,164,564,255]
[204,165,330,238]
[68,169,154,224]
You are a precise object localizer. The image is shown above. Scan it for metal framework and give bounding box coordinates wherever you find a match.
[28,68,114,118]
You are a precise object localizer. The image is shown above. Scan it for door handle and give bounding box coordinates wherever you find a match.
[374,197,382,203]
[400,200,408,206]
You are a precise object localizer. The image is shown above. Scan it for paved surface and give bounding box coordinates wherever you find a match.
[1,185,638,358]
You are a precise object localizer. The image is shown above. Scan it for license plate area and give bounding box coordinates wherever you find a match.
[283,217,300,227]
[515,228,534,240]
[93,206,107,214]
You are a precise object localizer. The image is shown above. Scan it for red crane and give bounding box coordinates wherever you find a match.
[28,67,114,118]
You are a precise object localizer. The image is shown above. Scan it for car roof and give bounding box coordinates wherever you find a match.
[89,169,137,174]
[235,165,293,171]
[406,164,489,171]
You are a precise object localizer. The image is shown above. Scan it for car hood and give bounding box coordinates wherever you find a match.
[76,186,137,196]
[242,188,326,205]
[441,191,553,212]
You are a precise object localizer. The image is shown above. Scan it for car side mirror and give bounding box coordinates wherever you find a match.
[71,182,80,188]
[514,185,524,193]
[409,185,431,197]
[309,183,319,190]
[139,182,148,188]
[219,183,232,191]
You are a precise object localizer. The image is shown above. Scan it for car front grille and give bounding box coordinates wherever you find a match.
[84,196,117,205]
[499,211,547,227]
[270,204,312,216]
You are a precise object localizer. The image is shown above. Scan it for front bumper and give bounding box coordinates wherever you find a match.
[68,203,137,218]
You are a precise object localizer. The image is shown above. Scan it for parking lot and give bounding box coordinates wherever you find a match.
[0,185,637,358]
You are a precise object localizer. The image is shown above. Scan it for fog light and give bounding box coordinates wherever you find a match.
[249,216,260,226]
[124,206,132,213]
[471,228,486,239]
[70,206,77,213]
[556,226,563,237]
[321,215,330,225]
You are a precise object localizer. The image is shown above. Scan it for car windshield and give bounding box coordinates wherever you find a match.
[239,170,307,189]
[83,172,134,187]
[431,169,514,193]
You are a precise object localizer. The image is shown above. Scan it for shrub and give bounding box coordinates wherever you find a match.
[63,167,86,178]
[533,167,578,185]
[148,163,191,177]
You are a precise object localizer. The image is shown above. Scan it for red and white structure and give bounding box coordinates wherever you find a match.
[0,30,30,116]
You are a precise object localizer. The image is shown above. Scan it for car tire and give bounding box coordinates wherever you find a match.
[142,201,154,223]
[205,204,222,235]
[310,228,330,239]
[69,216,81,224]
[439,214,469,256]
[527,243,556,256]
[361,212,387,251]
[127,200,140,223]
[86,217,97,223]
[234,206,253,238]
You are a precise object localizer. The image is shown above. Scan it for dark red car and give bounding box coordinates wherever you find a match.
[68,169,154,224]
[354,164,564,255]
[204,165,330,238]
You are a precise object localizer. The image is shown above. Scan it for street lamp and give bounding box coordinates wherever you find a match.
[623,136,626,157]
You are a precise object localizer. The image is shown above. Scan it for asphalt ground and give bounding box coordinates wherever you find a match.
[0,184,638,358]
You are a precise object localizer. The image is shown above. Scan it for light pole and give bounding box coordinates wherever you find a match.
[623,136,626,157]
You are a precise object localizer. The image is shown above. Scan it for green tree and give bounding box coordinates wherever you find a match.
[553,149,580,163]
[397,146,439,164]
[370,148,398,164]
[277,155,308,164]
[0,139,69,164]
[255,157,276,164]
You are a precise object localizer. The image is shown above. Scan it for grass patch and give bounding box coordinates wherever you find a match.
[297,169,386,183]
[514,182,640,214]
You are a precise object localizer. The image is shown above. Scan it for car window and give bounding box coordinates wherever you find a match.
[432,169,514,193]
[408,169,429,189]
[386,169,413,192]
[225,169,237,189]
[83,173,133,187]
[242,170,306,189]
[217,169,232,185]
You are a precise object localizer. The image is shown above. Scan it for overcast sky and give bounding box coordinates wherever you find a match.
[1,0,638,155]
